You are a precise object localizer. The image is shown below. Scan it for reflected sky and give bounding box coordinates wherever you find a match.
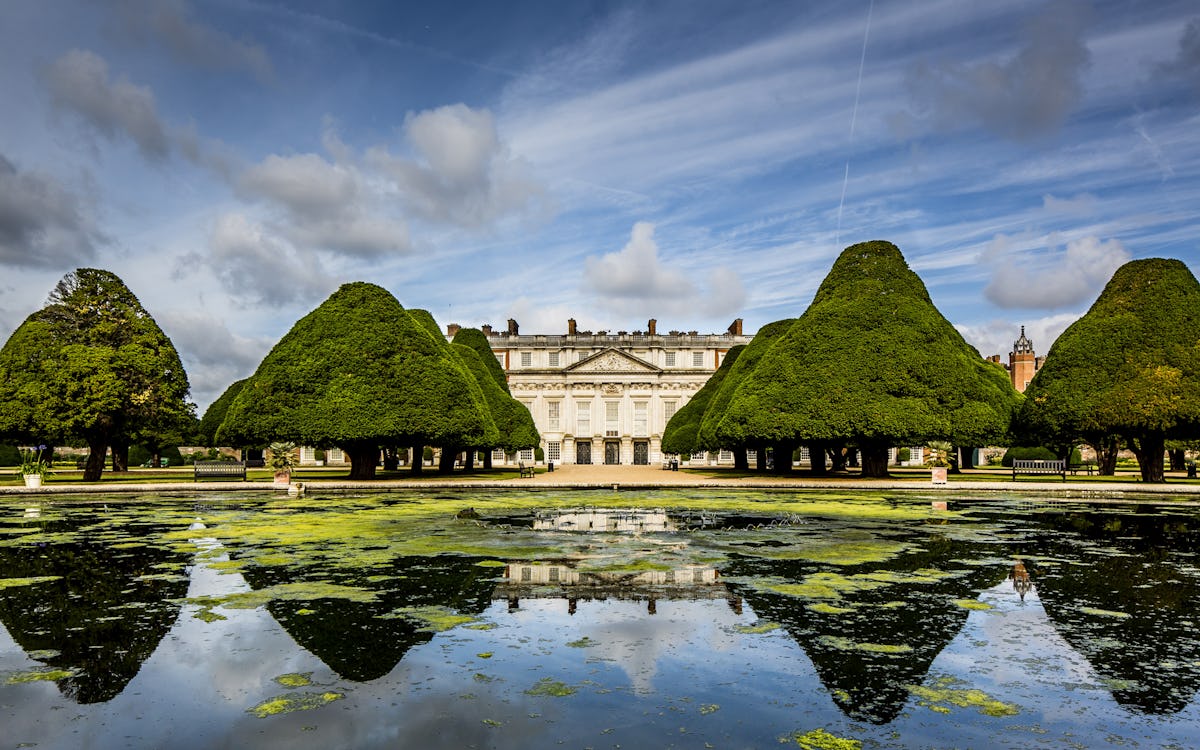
[2,493,1200,749]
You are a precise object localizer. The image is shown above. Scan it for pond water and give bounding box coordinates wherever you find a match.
[2,489,1200,749]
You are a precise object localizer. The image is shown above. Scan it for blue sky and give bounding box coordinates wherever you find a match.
[1,0,1198,409]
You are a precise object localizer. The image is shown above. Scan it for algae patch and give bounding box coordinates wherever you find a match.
[0,576,62,589]
[383,605,476,632]
[6,667,79,684]
[733,621,781,634]
[525,678,576,697]
[248,691,343,718]
[907,676,1018,717]
[954,599,993,611]
[819,636,912,655]
[274,672,314,688]
[1078,606,1131,619]
[791,728,861,749]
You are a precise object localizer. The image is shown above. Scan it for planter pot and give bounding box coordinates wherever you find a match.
[273,471,292,487]
[23,474,42,488]
[930,467,948,485]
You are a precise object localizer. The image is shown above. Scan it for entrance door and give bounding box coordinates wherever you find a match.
[576,441,592,465]
[633,441,649,465]
[604,441,620,465]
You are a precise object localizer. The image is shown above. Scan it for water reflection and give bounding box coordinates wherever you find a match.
[1009,560,1033,601]
[496,561,735,616]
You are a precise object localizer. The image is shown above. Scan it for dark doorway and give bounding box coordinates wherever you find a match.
[576,441,592,465]
[604,441,620,465]
[633,441,649,465]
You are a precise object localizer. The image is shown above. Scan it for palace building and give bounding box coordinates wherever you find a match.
[986,326,1045,393]
[453,317,752,466]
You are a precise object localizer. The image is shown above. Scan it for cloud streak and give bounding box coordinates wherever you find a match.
[982,234,1129,310]
[0,153,103,268]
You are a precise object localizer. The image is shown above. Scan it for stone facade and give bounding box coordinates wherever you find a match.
[469,318,751,465]
[986,326,1045,393]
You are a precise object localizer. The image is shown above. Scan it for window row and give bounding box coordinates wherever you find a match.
[504,350,713,369]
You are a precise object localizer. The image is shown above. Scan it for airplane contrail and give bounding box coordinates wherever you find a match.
[835,0,874,246]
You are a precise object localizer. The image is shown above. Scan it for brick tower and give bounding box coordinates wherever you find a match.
[1009,326,1037,393]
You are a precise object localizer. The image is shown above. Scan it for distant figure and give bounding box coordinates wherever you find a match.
[1009,560,1033,601]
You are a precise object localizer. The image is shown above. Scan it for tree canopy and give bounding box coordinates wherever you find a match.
[217,283,494,479]
[1016,258,1200,483]
[452,328,539,454]
[709,241,1019,476]
[0,269,193,480]
[661,344,745,456]
[198,378,248,447]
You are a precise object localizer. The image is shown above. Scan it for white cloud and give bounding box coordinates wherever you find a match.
[0,152,103,268]
[907,0,1092,141]
[582,222,745,319]
[44,49,171,159]
[955,312,1081,361]
[203,213,337,307]
[368,104,545,228]
[157,310,274,411]
[982,234,1129,309]
[115,0,274,83]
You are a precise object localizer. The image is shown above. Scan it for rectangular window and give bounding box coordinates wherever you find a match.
[548,567,560,582]
[664,400,678,421]
[692,351,704,367]
[605,401,619,437]
[633,402,647,437]
[576,402,591,435]
[521,351,532,367]
[691,450,707,462]
[549,351,559,367]
[547,401,560,431]
[578,351,588,363]
[519,448,534,461]
[547,441,561,462]
[719,449,733,462]
[665,351,676,367]
[495,353,506,369]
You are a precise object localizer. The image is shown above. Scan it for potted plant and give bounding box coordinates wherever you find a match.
[268,442,297,486]
[927,440,951,484]
[20,445,51,488]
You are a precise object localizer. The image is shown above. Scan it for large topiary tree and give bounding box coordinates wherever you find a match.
[217,283,494,480]
[0,269,193,481]
[198,378,248,446]
[712,241,1019,477]
[662,344,745,457]
[1016,258,1200,483]
[452,328,538,467]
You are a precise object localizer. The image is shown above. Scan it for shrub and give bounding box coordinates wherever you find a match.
[1001,446,1057,467]
[897,447,911,463]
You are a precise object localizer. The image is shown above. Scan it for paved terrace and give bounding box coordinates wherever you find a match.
[2,463,1199,501]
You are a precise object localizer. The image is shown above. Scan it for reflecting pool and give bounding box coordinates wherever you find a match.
[2,490,1200,749]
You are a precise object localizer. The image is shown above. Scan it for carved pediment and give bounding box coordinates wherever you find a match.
[566,348,662,374]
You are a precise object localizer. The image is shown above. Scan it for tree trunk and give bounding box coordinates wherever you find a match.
[111,440,129,473]
[957,446,977,470]
[755,445,768,472]
[773,440,794,475]
[464,450,476,473]
[438,447,457,474]
[828,446,847,473]
[1089,436,1119,475]
[410,444,423,474]
[83,439,108,482]
[483,450,493,470]
[1129,433,1166,483]
[1169,449,1186,472]
[345,444,379,480]
[860,444,891,478]
[383,446,399,471]
[733,448,749,470]
[807,442,827,476]
[846,448,859,468]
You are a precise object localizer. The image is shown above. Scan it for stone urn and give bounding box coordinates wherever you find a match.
[23,474,42,489]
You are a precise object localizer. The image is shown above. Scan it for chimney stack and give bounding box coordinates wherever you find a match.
[481,324,493,336]
[647,318,657,335]
[446,323,461,338]
[728,318,743,336]
[507,318,519,336]
[567,318,577,336]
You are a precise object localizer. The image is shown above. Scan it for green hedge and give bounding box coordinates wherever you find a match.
[1001,446,1080,467]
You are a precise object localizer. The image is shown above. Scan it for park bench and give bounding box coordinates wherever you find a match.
[1068,462,1095,476]
[1012,459,1066,481]
[518,462,535,478]
[194,461,247,482]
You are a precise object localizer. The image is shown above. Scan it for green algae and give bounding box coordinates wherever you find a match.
[6,667,78,684]
[26,649,60,660]
[699,703,720,715]
[809,603,855,615]
[819,635,912,654]
[475,560,506,567]
[525,678,576,697]
[1078,606,1131,618]
[791,728,861,749]
[0,575,62,589]
[734,621,782,634]
[754,537,913,567]
[907,676,1019,717]
[566,636,597,648]
[248,691,343,718]
[760,572,888,600]
[274,672,313,688]
[383,605,476,631]
[188,581,378,612]
[476,652,494,659]
[954,599,993,611]
[193,608,227,623]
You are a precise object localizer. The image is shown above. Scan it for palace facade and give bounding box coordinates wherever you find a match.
[457,317,751,466]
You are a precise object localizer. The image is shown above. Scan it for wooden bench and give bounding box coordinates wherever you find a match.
[1068,462,1095,476]
[194,461,247,482]
[1012,459,1066,481]
[518,462,535,478]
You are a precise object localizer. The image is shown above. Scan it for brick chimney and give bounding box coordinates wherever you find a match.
[727,318,743,336]
[446,323,461,338]
[647,318,657,335]
[481,324,493,336]
[567,318,577,336]
[507,318,519,335]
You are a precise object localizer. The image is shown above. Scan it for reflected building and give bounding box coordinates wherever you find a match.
[533,509,676,533]
[496,561,736,616]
